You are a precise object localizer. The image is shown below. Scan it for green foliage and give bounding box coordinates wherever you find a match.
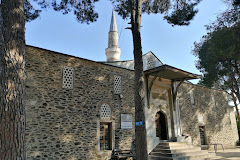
[164,2,199,26]
[24,0,41,22]
[24,0,99,23]
[113,0,201,26]
[193,0,240,89]
[233,0,240,6]
[193,22,240,88]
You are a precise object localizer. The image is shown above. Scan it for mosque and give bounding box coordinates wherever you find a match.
[25,9,238,160]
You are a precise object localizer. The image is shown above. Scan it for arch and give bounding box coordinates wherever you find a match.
[96,99,113,120]
[100,104,111,120]
[155,111,168,140]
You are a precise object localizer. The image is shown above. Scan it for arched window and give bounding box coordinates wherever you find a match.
[100,104,111,120]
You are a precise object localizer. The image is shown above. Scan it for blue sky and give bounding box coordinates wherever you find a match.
[25,0,227,83]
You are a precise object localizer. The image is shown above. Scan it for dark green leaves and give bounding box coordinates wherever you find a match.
[193,22,240,89]
[24,0,41,22]
[164,2,199,26]
[142,0,171,14]
[113,0,201,26]
[233,0,240,6]
[24,0,99,23]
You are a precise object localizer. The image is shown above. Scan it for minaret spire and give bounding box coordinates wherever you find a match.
[105,6,121,62]
[109,7,117,32]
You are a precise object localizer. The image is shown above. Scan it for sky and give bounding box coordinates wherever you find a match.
[25,0,228,83]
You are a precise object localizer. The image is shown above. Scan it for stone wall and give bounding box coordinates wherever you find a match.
[178,82,238,148]
[25,46,135,160]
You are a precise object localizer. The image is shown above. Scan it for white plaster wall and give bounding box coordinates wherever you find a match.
[145,105,160,153]
[175,98,182,137]
[105,60,134,70]
[145,78,172,153]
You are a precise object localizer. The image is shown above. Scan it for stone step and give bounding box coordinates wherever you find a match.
[150,150,214,157]
[150,149,207,157]
[149,142,217,160]
[148,153,217,160]
[204,157,226,160]
[152,147,201,154]
[154,144,196,150]
[159,142,190,146]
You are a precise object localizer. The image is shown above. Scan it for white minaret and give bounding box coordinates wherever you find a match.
[105,8,121,62]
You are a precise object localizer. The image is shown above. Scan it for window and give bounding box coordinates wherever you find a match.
[114,75,121,94]
[147,56,155,69]
[62,66,74,89]
[198,114,204,125]
[100,122,112,150]
[190,90,195,105]
[100,104,111,120]
[212,95,216,108]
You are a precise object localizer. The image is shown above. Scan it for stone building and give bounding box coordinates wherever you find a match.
[25,9,238,160]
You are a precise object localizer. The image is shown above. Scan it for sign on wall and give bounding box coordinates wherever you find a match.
[121,114,132,129]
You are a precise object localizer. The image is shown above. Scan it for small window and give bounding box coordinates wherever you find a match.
[212,95,216,108]
[100,122,112,150]
[100,104,111,120]
[147,56,155,69]
[198,114,204,125]
[62,66,74,89]
[114,75,121,94]
[190,90,195,105]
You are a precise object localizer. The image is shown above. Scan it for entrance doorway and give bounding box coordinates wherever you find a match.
[199,126,207,145]
[100,122,112,150]
[155,111,168,140]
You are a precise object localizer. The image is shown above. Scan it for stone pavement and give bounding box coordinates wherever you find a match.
[210,148,240,160]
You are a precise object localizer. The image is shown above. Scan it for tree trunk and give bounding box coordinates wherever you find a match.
[227,60,240,116]
[128,0,148,159]
[231,92,240,128]
[0,0,26,159]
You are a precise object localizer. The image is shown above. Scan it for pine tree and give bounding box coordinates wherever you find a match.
[0,0,98,159]
[113,0,201,159]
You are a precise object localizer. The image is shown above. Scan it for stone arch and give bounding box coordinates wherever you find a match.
[155,110,169,140]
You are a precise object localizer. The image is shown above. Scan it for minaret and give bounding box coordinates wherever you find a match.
[105,8,121,62]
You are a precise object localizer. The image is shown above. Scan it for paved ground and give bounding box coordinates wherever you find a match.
[209,148,240,159]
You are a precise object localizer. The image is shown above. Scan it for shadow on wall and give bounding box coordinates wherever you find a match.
[178,84,237,148]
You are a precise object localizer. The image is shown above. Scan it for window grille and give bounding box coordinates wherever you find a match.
[62,66,74,89]
[100,104,111,120]
[114,75,121,94]
[147,56,155,69]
